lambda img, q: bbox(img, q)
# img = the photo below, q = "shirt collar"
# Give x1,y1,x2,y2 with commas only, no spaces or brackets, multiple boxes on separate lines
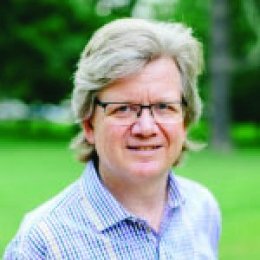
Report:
167,169,186,208
80,161,185,232
80,161,131,232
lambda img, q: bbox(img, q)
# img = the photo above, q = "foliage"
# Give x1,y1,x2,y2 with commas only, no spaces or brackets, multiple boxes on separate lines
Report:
0,119,258,148
0,0,259,123
229,0,260,122
0,119,78,140
152,0,260,124
0,0,133,103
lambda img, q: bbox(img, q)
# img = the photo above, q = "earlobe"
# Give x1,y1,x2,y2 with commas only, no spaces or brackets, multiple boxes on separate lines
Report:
82,119,95,144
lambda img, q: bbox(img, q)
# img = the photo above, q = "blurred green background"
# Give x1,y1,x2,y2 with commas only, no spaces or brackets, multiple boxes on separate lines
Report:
0,0,259,259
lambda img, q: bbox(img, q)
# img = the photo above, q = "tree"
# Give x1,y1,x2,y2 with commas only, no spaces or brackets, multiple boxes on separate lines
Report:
0,0,137,103
209,0,231,149
231,0,260,124
1,0,259,131
148,0,259,147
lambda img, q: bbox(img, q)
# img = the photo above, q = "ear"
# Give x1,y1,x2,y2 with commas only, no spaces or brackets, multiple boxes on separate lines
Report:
82,119,95,145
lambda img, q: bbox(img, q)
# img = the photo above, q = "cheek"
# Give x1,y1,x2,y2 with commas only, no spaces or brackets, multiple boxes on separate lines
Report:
168,126,186,160
94,124,125,153
164,123,186,144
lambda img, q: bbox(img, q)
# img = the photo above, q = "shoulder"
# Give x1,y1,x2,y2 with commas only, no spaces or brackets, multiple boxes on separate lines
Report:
174,175,221,231
23,178,82,228
174,175,222,253
175,175,219,208
4,178,83,259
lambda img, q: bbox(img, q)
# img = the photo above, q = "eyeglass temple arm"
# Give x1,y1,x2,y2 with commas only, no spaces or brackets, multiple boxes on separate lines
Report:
182,97,188,107
95,98,108,109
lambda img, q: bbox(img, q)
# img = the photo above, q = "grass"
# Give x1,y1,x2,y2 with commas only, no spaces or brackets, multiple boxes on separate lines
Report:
0,137,84,257
0,136,259,259
176,148,260,259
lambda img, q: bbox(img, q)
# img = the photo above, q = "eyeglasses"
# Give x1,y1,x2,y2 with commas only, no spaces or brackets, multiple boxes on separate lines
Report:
95,98,187,125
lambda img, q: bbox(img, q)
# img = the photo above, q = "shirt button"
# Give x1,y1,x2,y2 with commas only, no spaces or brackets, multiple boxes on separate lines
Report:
147,233,156,243
145,226,151,233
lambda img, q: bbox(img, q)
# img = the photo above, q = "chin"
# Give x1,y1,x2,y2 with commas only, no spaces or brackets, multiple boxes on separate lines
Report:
128,161,167,179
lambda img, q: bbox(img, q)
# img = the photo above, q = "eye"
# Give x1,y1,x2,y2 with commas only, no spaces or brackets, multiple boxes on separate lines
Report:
115,105,130,113
156,103,168,110
154,103,180,114
155,103,174,111
107,104,132,117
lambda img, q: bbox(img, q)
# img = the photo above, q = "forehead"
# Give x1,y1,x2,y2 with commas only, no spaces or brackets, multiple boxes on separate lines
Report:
99,57,182,101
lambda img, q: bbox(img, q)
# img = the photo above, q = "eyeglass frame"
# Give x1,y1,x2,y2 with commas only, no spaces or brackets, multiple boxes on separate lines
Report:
93,97,187,125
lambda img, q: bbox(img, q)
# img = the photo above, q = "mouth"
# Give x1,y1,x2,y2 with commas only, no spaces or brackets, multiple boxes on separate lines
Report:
127,145,162,151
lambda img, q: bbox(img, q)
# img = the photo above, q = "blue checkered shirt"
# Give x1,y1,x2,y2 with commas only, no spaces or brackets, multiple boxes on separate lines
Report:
4,161,221,259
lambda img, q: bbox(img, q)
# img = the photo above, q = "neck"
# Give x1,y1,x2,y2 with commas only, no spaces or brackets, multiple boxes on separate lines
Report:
101,173,169,231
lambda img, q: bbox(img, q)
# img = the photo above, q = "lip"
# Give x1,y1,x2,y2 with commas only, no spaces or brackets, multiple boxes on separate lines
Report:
126,146,162,159
126,145,163,157
127,145,162,150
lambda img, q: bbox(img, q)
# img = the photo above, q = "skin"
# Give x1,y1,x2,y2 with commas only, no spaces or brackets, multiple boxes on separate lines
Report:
83,56,186,230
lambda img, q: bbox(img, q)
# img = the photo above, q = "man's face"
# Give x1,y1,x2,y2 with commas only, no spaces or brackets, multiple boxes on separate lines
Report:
83,57,186,185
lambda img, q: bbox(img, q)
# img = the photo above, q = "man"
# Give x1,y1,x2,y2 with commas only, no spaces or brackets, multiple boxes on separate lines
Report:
4,18,221,259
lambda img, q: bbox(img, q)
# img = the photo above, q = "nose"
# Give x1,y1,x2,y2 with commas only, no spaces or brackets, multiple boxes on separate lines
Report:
131,108,158,137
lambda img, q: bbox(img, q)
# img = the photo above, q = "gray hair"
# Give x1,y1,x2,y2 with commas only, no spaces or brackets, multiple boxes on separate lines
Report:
71,18,204,164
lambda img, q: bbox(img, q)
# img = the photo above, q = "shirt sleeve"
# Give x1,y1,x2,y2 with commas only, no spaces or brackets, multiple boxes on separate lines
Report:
4,236,46,260
4,236,26,260
208,194,222,258
3,216,47,260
